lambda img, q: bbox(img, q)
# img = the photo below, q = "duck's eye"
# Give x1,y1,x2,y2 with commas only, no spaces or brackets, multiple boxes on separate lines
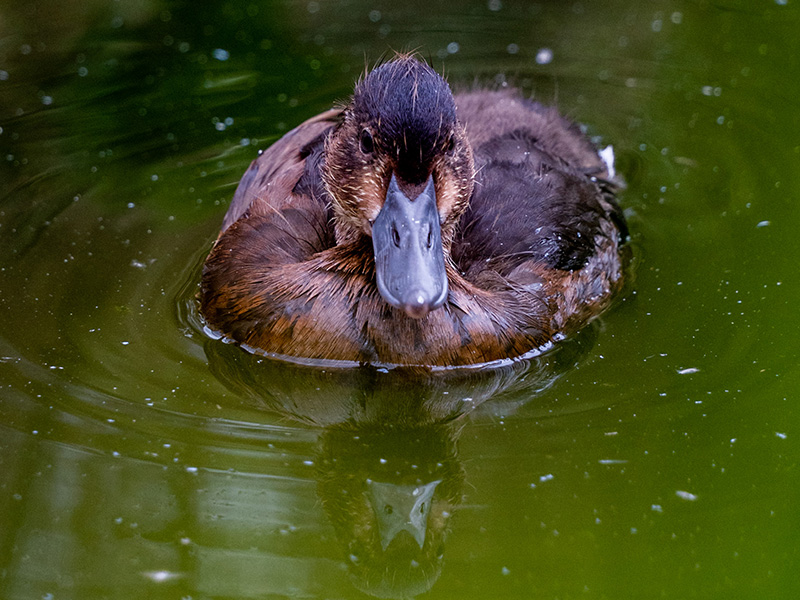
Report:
359,129,374,154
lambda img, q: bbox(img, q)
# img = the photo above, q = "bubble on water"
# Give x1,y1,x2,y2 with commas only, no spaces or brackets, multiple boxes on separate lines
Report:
447,42,460,54
535,47,553,64
506,43,519,55
212,48,230,61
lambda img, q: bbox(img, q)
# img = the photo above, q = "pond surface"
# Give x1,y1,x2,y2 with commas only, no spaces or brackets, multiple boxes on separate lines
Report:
2,0,799,598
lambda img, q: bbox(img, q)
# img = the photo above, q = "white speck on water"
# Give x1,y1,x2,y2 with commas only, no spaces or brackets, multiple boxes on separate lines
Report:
142,570,182,583
539,473,554,482
212,48,230,61
41,95,53,105
302,460,314,466
507,43,519,54
677,367,699,375
501,566,510,575
379,458,387,464
598,459,628,465
186,466,198,473
652,504,663,513
535,47,553,65
676,490,698,501
757,220,771,228
121,341,129,346
775,432,787,439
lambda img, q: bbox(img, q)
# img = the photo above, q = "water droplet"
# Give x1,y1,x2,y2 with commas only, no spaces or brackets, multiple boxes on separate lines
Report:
535,47,553,64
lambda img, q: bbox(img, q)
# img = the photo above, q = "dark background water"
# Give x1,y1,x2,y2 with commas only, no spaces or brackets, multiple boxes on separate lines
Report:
1,1,799,598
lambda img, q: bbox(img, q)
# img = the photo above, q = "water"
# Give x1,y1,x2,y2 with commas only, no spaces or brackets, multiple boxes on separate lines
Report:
2,1,799,598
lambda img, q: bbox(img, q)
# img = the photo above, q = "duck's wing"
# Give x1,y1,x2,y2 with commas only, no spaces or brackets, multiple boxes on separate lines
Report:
452,91,625,279
220,107,343,233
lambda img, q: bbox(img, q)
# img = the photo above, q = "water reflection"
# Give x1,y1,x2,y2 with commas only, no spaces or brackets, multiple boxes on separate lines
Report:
203,328,595,597
317,424,459,598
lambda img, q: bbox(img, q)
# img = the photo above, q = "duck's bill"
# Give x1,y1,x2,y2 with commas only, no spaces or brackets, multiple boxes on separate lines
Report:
372,174,448,318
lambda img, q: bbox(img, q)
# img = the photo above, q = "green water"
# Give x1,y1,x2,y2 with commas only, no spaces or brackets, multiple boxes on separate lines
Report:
1,0,799,598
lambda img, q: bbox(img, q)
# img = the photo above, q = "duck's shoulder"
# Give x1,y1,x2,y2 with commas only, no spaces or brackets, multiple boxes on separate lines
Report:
220,107,342,233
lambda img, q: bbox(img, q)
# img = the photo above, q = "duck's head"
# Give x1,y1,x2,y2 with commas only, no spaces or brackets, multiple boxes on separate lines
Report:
323,56,474,318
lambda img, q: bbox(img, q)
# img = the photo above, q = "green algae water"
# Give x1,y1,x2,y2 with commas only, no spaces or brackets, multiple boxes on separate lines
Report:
1,1,799,598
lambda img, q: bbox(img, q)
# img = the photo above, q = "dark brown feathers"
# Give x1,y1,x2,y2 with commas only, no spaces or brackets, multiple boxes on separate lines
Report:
199,57,627,367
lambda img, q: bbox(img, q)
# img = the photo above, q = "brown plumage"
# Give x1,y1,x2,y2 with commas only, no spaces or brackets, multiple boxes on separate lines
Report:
200,55,628,367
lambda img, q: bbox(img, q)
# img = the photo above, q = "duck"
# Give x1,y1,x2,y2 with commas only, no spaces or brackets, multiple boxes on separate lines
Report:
199,54,628,368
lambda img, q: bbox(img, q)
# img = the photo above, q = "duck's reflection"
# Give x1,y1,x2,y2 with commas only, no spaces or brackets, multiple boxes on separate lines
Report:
204,326,595,598
316,422,462,597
